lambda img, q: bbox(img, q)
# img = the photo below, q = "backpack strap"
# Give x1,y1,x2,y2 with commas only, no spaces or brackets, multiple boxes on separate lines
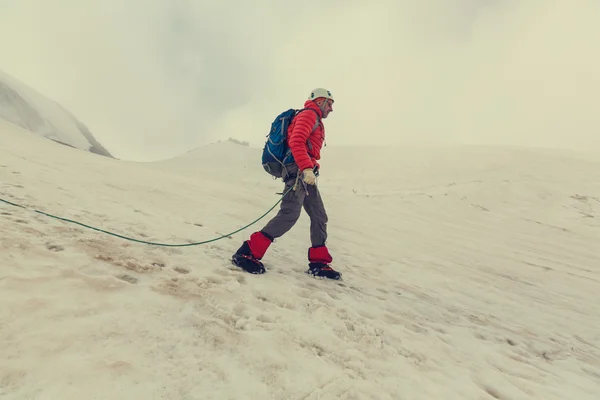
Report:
297,108,321,131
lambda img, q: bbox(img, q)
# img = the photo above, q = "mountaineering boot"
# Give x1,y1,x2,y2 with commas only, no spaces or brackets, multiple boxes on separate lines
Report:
231,231,273,274
307,245,341,280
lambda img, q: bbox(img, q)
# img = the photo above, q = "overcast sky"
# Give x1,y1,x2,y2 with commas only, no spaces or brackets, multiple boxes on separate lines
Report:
1,0,598,161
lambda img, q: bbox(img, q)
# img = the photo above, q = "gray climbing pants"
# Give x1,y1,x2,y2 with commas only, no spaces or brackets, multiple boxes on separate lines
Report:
261,165,328,247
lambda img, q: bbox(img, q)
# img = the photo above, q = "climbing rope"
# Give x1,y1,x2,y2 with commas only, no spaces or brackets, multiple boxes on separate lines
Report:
0,186,293,247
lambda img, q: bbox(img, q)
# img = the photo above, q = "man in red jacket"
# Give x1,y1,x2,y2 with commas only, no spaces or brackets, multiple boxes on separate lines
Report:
231,88,341,280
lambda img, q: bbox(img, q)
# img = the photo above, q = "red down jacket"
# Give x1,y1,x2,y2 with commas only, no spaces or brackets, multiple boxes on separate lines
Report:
287,100,325,172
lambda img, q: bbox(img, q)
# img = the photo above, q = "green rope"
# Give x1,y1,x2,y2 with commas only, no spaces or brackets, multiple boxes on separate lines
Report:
0,186,293,247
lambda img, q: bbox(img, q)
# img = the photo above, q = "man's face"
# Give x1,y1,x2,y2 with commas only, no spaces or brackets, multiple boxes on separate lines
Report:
320,98,334,118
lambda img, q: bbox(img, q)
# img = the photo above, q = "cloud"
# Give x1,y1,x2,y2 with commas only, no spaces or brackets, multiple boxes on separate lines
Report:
1,0,599,161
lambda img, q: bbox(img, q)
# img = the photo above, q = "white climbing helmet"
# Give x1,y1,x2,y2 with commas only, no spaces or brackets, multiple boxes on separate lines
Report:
309,88,334,102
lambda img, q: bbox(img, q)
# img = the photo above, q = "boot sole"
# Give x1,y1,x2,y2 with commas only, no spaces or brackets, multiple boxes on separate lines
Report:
305,269,343,281
231,257,266,274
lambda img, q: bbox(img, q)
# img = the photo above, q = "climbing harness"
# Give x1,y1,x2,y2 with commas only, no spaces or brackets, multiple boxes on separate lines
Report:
0,186,294,247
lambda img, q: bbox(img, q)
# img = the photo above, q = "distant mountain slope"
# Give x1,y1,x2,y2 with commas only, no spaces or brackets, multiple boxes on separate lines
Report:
0,68,113,158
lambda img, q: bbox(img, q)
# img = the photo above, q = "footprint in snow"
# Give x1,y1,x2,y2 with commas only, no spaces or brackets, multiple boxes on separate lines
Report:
117,274,138,284
46,243,65,252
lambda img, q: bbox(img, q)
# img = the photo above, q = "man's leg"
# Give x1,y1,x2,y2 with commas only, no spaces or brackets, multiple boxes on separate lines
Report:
232,170,305,274
303,184,340,280
302,184,328,247
261,178,306,239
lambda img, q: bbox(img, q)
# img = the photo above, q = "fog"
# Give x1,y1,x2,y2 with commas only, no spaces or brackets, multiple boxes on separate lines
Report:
1,0,598,161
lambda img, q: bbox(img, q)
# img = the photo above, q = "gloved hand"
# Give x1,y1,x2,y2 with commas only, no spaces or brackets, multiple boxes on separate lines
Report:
302,168,317,185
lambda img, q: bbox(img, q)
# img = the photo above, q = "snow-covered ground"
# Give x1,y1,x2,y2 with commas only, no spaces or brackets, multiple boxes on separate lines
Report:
0,69,112,158
1,117,600,399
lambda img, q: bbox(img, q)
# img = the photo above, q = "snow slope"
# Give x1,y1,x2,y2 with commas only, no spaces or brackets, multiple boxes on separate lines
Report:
1,119,600,399
0,69,113,158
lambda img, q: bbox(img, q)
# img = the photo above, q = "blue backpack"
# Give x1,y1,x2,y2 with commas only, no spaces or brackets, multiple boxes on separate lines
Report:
261,108,319,179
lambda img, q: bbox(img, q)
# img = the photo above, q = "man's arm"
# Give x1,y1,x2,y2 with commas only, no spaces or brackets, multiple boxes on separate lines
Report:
288,111,318,172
